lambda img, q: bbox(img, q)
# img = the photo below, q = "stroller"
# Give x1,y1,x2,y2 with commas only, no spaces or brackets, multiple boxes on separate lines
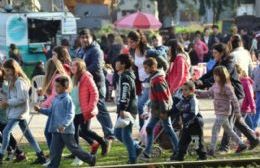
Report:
139,90,183,158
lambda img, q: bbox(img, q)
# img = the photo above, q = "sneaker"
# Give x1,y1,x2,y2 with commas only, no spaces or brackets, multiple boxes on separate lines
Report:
71,157,84,166
42,159,50,167
248,139,259,150
91,141,100,155
5,150,14,161
139,152,150,161
89,155,96,167
235,144,247,153
14,152,26,162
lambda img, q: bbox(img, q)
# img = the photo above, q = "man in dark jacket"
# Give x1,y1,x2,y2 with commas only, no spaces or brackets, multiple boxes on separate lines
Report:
195,43,259,152
77,29,114,141
208,25,223,50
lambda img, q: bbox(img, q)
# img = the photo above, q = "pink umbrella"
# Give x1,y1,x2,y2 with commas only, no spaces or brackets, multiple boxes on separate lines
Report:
115,11,162,29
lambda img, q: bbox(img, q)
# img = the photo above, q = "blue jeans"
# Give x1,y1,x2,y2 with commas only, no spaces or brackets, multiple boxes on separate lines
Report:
253,91,260,130
48,133,92,168
244,114,254,130
0,119,41,155
144,117,179,155
45,117,52,149
114,124,140,163
137,87,150,130
96,86,114,138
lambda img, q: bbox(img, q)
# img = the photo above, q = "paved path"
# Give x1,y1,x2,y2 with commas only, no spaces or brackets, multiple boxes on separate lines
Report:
12,99,218,143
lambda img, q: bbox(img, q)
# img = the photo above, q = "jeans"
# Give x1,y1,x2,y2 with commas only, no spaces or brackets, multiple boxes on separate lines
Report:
114,124,140,163
243,114,254,130
220,100,258,150
144,117,179,155
74,114,106,146
137,87,150,130
96,86,114,139
0,122,22,154
253,91,260,130
45,117,52,149
48,133,93,168
210,115,243,151
0,119,41,155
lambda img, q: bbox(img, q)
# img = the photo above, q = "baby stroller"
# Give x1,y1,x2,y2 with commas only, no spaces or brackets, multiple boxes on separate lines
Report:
139,91,183,158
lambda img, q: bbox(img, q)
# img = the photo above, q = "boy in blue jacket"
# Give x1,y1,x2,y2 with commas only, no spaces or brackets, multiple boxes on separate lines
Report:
35,76,96,167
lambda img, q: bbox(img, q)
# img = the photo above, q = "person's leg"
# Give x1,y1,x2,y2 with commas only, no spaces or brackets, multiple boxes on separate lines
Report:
144,117,159,156
81,120,108,155
0,119,19,155
137,87,150,130
253,91,260,130
44,117,52,148
114,127,123,142
18,120,42,153
193,121,207,159
62,134,94,164
234,116,258,144
175,128,191,161
243,114,254,130
210,116,225,151
161,117,179,153
220,110,236,151
48,133,64,168
73,114,81,144
223,117,243,145
121,124,138,164
96,86,114,139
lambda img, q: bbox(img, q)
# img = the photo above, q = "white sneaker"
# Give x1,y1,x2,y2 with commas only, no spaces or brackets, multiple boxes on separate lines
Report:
42,159,51,167
71,157,84,166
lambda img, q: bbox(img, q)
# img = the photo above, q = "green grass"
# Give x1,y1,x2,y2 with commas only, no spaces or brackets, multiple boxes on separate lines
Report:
1,141,260,168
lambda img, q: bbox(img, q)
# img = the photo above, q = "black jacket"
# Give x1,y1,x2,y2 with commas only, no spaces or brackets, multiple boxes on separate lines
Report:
116,70,137,115
199,56,245,100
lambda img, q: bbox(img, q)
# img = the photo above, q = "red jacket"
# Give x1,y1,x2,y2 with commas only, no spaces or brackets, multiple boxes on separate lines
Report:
240,77,256,114
79,71,99,120
166,54,190,94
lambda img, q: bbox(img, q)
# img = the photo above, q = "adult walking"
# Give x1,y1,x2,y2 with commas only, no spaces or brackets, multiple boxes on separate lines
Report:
195,43,259,152
77,29,114,142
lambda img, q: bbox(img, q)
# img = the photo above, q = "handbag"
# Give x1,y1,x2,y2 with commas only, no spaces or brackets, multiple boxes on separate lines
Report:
114,112,135,128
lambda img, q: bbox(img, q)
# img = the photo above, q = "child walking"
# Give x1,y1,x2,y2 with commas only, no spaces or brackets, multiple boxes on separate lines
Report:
0,66,26,162
114,54,142,164
141,57,179,161
70,58,108,166
236,65,256,130
0,59,46,164
174,81,207,161
35,75,96,167
197,66,247,156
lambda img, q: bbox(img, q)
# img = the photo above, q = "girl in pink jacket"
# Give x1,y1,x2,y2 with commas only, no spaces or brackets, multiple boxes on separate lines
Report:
166,40,191,95
70,59,108,166
40,58,67,149
193,36,208,63
236,65,256,130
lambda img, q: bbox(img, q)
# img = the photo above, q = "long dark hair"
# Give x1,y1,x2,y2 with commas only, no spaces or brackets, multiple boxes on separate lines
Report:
127,30,147,55
53,46,71,64
212,43,230,62
213,65,231,90
168,39,186,62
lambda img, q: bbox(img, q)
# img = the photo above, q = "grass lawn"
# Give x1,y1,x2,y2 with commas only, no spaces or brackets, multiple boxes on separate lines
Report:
1,141,260,168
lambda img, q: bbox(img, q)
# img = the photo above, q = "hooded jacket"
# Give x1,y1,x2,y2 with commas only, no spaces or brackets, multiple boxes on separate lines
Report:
199,55,245,100
116,70,137,115
150,70,173,118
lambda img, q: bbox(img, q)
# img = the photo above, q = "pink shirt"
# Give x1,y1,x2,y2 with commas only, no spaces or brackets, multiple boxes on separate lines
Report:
194,40,208,62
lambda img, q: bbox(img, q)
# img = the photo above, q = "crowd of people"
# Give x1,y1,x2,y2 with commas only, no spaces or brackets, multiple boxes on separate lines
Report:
0,24,259,167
